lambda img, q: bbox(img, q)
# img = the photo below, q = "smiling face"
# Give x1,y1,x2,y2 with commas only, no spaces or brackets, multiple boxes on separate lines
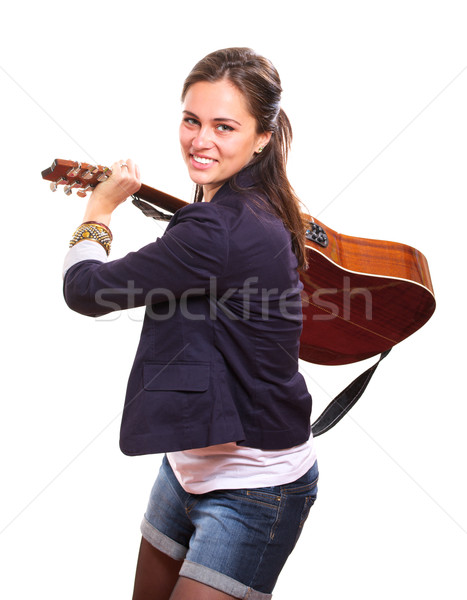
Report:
179,79,271,202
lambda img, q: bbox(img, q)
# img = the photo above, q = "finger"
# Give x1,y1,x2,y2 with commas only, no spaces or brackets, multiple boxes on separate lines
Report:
124,158,136,176
108,159,139,195
109,160,126,177
123,159,141,189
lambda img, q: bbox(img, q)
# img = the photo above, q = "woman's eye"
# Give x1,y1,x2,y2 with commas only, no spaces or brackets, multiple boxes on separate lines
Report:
184,117,199,126
216,124,234,132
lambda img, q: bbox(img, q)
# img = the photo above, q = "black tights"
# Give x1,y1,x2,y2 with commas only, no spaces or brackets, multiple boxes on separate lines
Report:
132,537,238,600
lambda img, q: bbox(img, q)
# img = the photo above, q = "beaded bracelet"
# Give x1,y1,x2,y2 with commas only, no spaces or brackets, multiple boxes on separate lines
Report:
69,221,113,256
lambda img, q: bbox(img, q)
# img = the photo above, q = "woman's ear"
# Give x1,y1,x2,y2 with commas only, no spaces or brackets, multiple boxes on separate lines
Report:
256,131,272,154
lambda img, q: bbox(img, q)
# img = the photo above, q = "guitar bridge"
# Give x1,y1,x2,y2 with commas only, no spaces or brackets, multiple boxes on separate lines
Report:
306,222,328,248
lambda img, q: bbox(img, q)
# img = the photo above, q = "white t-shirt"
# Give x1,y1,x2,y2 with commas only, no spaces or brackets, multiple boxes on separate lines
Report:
167,437,317,494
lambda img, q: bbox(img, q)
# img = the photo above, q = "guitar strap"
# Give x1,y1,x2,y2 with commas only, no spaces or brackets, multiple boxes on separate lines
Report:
132,197,393,438
311,349,391,436
132,198,172,220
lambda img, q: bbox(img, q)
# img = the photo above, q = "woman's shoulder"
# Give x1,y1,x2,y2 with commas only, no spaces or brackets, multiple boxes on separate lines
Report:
213,173,278,223
169,169,286,242
168,198,225,227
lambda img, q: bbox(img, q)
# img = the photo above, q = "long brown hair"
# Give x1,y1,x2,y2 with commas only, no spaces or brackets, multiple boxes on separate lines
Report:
181,47,308,269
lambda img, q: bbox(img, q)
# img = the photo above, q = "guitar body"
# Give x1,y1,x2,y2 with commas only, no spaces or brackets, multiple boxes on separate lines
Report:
300,217,435,364
42,159,436,365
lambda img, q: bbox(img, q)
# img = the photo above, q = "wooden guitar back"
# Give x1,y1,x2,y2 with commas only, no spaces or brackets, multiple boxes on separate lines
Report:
300,217,435,364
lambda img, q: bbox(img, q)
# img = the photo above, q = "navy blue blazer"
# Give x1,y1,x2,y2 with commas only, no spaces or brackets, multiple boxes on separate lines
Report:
64,169,312,454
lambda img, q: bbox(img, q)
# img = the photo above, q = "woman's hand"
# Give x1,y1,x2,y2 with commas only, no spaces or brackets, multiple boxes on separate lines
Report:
82,159,141,226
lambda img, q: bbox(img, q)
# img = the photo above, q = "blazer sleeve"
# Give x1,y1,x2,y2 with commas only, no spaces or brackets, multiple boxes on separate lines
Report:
63,203,229,317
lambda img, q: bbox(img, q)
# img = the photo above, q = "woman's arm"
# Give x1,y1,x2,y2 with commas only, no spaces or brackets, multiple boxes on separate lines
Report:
63,201,229,318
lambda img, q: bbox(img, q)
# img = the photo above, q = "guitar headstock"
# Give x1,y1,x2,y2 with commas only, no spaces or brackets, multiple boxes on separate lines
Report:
41,159,111,197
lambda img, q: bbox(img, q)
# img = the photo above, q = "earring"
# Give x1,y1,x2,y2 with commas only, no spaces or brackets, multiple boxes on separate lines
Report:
257,147,264,153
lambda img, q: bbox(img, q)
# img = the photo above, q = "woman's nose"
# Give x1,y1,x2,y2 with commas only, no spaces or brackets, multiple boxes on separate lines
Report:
192,126,214,150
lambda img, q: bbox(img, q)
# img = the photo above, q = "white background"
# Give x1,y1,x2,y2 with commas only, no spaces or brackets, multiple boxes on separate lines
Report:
1,1,466,598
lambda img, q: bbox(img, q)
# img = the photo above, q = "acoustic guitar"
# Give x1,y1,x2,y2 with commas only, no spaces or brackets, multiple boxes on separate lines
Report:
42,159,436,366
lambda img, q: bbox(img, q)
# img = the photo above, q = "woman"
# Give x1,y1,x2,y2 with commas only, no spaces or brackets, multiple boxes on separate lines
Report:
63,47,318,600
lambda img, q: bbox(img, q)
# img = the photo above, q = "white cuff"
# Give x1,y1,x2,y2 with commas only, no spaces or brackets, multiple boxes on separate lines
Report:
63,239,107,277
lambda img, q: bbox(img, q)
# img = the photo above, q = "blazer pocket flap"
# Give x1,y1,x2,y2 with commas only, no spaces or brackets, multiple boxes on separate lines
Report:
143,362,210,392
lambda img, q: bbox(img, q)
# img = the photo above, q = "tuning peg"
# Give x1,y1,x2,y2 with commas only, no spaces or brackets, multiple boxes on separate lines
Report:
64,181,82,196
82,167,99,180
76,185,94,198
66,162,82,178
97,167,112,182
50,177,67,192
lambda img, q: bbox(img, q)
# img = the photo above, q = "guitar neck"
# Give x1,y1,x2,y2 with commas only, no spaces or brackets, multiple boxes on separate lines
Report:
136,183,188,214
41,158,188,215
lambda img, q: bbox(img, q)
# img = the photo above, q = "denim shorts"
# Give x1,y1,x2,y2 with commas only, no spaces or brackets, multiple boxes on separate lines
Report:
141,455,318,599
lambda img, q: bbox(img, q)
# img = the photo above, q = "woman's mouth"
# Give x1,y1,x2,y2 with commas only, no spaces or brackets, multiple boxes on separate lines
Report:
191,154,216,168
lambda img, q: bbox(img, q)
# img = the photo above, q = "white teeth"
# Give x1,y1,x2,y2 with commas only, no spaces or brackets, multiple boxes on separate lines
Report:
193,155,214,164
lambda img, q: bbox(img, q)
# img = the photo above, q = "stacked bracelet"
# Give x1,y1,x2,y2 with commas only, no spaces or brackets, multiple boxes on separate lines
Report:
69,221,113,256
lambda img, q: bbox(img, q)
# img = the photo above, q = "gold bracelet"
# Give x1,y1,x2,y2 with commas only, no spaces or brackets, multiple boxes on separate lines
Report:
82,221,113,237
69,222,113,256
